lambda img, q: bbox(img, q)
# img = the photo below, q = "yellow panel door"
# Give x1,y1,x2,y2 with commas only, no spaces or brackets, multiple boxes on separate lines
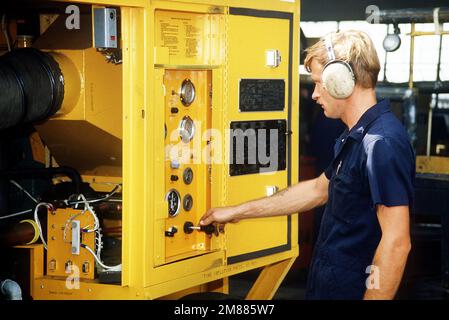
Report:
224,9,294,264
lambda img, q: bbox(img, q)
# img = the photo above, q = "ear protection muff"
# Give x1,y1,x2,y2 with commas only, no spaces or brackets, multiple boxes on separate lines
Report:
321,34,356,99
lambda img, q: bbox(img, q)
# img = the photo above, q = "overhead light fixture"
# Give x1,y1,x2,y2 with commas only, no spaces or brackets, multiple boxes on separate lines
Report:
383,24,401,52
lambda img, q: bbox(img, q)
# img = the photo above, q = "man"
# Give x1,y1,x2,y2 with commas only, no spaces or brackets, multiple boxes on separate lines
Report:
200,30,415,300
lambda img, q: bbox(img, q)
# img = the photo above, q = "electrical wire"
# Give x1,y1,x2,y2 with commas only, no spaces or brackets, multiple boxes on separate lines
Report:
81,243,121,271
0,181,39,220
66,184,122,206
75,194,107,265
33,202,53,250
3,188,122,270
0,209,33,220
9,180,39,203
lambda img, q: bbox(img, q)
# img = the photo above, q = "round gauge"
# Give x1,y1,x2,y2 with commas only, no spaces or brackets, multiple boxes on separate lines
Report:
183,167,194,185
183,194,193,212
165,189,181,217
180,79,196,106
179,116,196,143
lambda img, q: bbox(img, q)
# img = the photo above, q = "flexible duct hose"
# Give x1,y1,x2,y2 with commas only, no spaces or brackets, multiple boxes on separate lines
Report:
0,48,64,130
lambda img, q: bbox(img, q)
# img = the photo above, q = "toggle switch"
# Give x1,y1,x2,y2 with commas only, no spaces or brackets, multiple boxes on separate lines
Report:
165,226,178,237
170,159,180,169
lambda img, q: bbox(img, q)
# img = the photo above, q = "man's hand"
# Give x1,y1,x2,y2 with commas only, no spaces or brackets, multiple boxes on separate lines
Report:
199,206,242,226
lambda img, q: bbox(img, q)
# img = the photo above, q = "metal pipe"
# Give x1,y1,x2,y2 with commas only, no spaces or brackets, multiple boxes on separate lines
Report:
0,219,39,247
373,7,449,24
377,81,449,94
409,23,415,90
0,279,22,300
426,34,444,157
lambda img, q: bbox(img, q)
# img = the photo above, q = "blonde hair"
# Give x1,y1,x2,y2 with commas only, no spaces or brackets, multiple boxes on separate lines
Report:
304,30,381,89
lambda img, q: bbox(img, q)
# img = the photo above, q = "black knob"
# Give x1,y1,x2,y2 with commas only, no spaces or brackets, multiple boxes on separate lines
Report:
184,221,194,234
171,107,179,114
200,224,218,236
170,175,179,182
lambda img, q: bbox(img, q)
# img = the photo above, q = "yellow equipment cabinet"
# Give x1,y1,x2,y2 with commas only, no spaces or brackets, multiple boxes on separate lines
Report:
16,0,300,300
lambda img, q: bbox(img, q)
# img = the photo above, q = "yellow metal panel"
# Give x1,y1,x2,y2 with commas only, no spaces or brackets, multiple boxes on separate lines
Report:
41,49,123,139
145,249,296,299
155,11,211,65
153,68,168,267
151,0,298,13
33,277,141,300
56,0,299,13
35,48,123,177
226,174,289,257
47,208,95,279
121,5,148,289
224,12,292,259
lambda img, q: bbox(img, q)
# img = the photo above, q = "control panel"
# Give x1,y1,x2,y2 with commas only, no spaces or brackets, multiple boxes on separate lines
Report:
163,69,214,262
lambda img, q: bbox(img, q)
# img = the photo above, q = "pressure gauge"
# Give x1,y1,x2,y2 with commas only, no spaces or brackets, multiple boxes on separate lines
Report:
183,167,194,185
180,79,196,106
179,116,195,143
183,194,193,212
165,189,181,217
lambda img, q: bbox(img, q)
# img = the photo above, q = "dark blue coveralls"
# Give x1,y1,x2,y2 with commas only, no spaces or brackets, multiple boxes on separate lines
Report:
305,99,415,300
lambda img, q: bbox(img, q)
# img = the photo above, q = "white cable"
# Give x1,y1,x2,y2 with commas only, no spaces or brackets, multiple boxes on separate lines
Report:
9,180,39,203
0,209,33,220
77,194,100,230
76,194,104,259
34,203,52,250
81,244,121,271
64,193,121,271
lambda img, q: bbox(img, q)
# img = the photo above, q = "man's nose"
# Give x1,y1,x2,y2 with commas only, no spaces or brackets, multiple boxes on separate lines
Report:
312,85,320,101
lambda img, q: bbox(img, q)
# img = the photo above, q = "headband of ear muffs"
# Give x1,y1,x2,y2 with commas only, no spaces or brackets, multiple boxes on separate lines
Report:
321,34,356,99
